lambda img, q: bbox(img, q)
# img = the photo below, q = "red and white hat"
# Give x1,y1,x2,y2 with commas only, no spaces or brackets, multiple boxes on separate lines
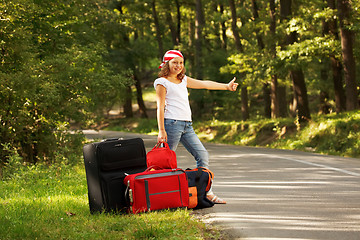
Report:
158,50,184,68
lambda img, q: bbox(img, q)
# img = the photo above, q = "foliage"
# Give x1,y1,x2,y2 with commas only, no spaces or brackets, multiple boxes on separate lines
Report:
0,0,132,165
275,110,360,157
0,163,221,239
193,110,360,158
105,110,360,159
1,0,360,167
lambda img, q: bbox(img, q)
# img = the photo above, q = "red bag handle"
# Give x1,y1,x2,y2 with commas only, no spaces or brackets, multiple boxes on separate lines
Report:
145,165,162,171
152,142,170,150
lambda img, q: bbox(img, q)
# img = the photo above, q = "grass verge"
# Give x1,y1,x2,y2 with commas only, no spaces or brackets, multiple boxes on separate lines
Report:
0,162,222,239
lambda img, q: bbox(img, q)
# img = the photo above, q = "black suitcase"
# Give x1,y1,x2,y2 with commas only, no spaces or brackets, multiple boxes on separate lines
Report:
83,137,147,214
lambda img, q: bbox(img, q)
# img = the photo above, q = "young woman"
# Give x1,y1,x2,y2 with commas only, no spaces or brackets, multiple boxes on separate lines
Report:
154,50,238,204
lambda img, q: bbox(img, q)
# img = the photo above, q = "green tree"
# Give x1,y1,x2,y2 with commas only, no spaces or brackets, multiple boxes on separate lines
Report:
337,0,359,110
0,0,132,165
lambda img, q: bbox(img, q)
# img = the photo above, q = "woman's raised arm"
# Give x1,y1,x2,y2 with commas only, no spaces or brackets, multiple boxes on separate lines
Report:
187,77,238,91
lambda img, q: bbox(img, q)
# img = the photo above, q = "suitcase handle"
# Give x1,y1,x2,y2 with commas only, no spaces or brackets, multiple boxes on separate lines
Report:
101,137,124,142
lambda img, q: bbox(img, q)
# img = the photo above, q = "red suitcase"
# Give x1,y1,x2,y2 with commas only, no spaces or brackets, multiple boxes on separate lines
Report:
124,168,189,214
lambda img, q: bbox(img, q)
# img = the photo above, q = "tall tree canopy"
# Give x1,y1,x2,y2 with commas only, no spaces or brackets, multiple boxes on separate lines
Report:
1,0,359,164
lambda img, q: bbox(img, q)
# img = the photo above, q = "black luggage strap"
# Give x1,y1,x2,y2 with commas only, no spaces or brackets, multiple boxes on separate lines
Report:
177,175,184,206
195,168,205,196
144,180,151,211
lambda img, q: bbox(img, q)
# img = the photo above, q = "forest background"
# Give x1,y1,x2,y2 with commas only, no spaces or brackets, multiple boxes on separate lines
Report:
1,0,360,169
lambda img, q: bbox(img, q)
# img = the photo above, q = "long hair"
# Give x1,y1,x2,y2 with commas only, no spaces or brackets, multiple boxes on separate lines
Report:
158,61,186,81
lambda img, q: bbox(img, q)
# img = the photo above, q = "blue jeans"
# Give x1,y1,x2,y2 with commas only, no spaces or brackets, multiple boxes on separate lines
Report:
164,119,209,168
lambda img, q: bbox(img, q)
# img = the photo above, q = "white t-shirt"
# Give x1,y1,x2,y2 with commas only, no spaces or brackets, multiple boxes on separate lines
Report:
154,76,192,121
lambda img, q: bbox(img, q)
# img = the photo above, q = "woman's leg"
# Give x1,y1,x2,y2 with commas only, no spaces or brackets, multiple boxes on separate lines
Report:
164,119,184,151
179,121,209,168
180,121,226,204
165,120,225,203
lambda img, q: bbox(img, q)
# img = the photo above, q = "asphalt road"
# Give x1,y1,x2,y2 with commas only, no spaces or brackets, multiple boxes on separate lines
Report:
83,130,360,240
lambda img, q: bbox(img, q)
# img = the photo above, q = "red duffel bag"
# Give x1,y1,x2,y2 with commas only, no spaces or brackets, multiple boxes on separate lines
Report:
124,168,189,214
146,142,177,169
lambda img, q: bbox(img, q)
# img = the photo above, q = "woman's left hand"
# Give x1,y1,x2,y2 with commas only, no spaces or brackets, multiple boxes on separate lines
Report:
227,77,238,91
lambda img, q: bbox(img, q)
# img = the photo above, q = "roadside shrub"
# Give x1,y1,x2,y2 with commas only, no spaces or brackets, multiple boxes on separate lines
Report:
0,0,132,166
1,143,25,180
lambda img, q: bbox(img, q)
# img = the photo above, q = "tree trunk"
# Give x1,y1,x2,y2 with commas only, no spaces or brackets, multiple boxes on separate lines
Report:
166,12,178,46
331,56,346,112
263,83,271,118
320,58,331,114
212,3,222,48
269,0,281,118
278,86,288,117
175,0,181,44
117,1,134,119
251,0,264,49
326,0,346,113
123,86,133,118
151,0,163,59
319,90,331,114
228,0,248,120
134,74,148,118
271,75,279,118
251,0,269,117
187,16,195,76
191,0,206,118
280,0,311,121
241,86,249,120
290,69,311,121
220,4,227,49
228,0,243,52
194,0,205,79
337,0,359,110
319,6,331,114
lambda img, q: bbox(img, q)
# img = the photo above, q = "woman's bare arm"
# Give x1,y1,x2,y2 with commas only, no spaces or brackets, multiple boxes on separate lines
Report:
187,77,238,91
155,85,167,143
